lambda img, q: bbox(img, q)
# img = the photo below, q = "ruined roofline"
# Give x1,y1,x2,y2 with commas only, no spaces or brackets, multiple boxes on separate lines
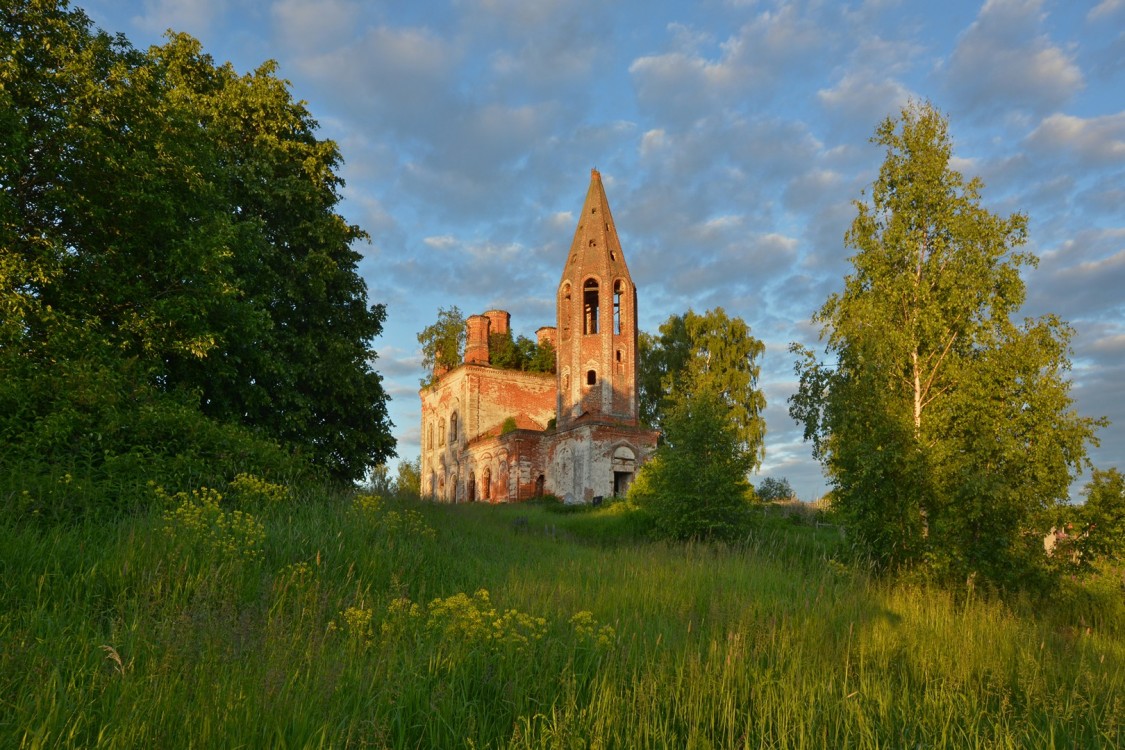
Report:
419,360,555,394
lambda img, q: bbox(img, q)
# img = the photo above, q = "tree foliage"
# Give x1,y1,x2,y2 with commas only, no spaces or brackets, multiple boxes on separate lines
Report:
631,385,756,542
1,1,393,497
417,306,466,385
789,102,1105,588
638,308,766,467
395,457,423,498
418,307,555,385
756,477,796,503
489,332,556,373
1075,468,1125,565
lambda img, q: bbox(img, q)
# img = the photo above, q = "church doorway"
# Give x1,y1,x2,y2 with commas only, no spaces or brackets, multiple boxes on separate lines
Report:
612,446,636,496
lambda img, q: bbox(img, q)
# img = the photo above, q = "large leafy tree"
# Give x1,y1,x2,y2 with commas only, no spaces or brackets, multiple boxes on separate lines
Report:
1,0,393,490
150,34,394,481
790,102,1104,587
638,308,766,467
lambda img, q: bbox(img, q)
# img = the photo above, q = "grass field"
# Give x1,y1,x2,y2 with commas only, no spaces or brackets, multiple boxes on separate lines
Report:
2,486,1122,748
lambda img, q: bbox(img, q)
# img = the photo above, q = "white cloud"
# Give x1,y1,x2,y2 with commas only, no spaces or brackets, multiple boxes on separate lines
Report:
1026,112,1125,165
423,235,458,249
639,129,668,158
944,0,1083,115
1088,0,1124,21
817,72,912,126
132,0,224,35
455,0,582,28
630,7,836,124
271,0,360,51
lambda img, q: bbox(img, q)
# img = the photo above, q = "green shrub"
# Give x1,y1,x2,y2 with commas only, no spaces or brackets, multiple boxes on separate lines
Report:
631,387,756,542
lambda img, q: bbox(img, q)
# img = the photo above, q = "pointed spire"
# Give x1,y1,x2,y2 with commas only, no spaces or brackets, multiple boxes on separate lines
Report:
562,169,630,282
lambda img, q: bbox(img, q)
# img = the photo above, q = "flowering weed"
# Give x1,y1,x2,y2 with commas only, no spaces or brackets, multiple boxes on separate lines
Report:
159,485,265,562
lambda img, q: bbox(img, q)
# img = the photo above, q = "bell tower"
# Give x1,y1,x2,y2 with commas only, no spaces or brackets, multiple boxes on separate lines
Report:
556,169,639,429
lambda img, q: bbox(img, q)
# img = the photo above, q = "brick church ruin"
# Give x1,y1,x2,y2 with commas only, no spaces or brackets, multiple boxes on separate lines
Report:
420,169,659,503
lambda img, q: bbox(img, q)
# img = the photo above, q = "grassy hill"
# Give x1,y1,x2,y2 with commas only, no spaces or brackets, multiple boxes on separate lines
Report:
2,486,1122,748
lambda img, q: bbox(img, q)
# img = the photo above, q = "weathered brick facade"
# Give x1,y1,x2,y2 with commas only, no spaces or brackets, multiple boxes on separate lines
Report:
420,170,659,504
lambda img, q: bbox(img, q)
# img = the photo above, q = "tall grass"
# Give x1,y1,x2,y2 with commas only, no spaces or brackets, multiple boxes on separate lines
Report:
2,488,1122,748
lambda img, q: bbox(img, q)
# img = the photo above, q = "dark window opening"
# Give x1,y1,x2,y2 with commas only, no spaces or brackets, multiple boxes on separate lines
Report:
587,369,597,385
468,472,475,502
613,280,623,334
483,468,491,500
561,284,572,340
439,418,446,446
588,239,596,247
583,279,599,334
450,412,458,442
535,474,545,496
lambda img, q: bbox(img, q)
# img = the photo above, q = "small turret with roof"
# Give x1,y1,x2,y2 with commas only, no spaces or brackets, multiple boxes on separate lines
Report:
555,169,639,428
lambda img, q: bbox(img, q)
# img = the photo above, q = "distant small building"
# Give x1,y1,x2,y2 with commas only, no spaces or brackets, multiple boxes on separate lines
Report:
419,169,659,503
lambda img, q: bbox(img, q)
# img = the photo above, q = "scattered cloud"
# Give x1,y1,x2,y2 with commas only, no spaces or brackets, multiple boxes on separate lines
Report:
1087,0,1125,21
1026,112,1125,166
944,0,1083,116
131,0,226,36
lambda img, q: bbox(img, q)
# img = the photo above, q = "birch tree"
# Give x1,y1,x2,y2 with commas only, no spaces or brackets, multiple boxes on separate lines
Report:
790,102,1104,587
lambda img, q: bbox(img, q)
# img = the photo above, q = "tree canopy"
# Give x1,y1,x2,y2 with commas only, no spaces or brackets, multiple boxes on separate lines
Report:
756,477,796,503
1,0,394,501
790,102,1104,588
417,306,466,385
489,331,556,374
638,308,766,467
1075,468,1125,567
631,385,756,543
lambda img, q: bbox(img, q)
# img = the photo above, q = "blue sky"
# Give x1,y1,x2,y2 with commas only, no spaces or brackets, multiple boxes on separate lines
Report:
80,0,1124,500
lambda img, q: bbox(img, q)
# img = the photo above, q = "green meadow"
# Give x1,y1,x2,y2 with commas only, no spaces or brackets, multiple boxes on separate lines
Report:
2,488,1122,748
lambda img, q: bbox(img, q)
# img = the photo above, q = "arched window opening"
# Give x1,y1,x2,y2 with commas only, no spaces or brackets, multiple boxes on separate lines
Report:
468,472,476,502
450,412,458,443
613,280,624,334
483,468,491,500
615,349,625,374
583,279,599,334
439,418,446,446
587,369,597,386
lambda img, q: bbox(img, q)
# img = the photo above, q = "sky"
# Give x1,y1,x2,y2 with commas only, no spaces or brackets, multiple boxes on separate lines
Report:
79,0,1124,500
